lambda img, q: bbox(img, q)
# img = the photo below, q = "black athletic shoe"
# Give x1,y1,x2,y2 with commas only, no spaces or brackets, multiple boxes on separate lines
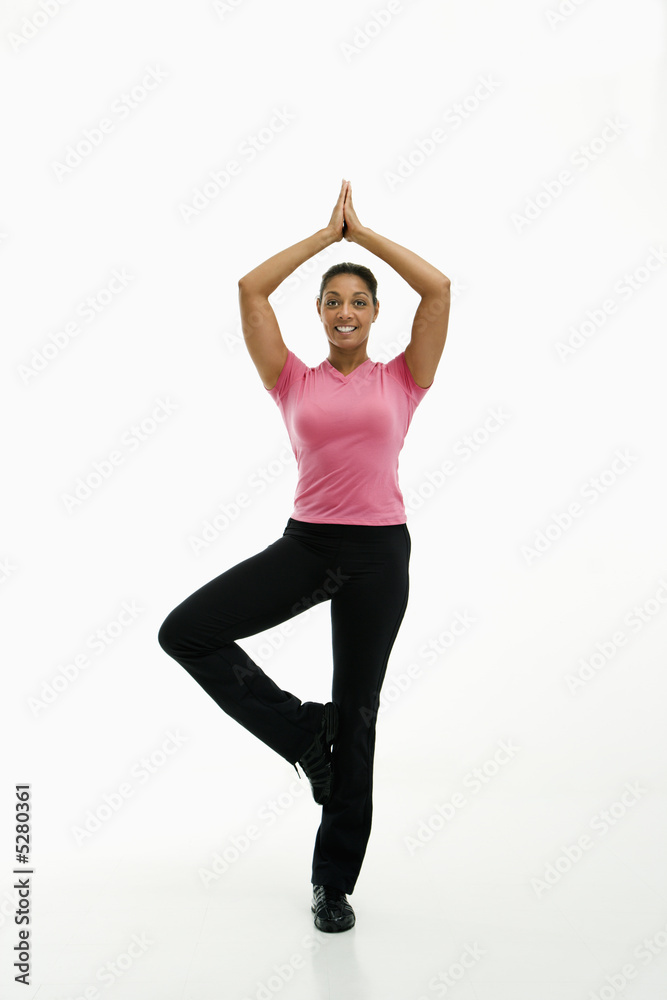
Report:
311,884,356,933
296,702,338,805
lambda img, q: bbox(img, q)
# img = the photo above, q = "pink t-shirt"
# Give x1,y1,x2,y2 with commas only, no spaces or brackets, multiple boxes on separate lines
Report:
266,349,432,525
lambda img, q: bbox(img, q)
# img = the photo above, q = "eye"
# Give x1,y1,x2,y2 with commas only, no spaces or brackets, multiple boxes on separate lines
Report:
325,299,367,307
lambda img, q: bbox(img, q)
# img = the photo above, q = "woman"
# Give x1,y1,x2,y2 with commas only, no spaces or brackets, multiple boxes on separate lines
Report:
158,179,450,932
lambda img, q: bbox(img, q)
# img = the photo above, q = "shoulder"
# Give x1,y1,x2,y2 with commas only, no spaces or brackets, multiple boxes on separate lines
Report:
265,349,313,399
381,350,433,396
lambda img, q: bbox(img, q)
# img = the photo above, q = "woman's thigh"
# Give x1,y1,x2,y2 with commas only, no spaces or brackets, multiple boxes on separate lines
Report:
158,532,340,655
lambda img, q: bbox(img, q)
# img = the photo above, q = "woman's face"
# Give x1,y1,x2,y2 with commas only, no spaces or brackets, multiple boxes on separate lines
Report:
317,273,379,350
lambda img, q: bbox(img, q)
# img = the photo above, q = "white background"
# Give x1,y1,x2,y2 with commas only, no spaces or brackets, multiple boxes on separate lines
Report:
2,0,667,997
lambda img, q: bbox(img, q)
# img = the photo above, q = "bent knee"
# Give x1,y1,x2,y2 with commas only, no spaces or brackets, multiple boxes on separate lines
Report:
158,608,228,657
157,612,183,656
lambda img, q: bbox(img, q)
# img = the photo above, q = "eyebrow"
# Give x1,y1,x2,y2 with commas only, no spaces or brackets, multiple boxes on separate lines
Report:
324,290,369,297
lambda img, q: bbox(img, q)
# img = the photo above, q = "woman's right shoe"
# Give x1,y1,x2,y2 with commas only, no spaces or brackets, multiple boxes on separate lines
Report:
295,702,338,805
311,884,356,932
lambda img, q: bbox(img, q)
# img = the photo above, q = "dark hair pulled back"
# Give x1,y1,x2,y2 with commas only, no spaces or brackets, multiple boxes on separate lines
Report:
318,262,378,307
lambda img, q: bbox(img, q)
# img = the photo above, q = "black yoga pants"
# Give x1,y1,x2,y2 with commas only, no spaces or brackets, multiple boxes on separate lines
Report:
157,516,412,894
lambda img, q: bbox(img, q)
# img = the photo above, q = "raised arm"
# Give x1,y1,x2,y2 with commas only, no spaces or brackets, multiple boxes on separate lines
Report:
238,182,346,390
342,183,450,389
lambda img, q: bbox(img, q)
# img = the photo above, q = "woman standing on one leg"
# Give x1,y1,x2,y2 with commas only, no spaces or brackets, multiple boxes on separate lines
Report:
157,180,451,932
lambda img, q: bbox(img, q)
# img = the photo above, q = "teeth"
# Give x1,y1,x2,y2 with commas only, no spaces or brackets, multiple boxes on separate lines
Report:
336,326,355,332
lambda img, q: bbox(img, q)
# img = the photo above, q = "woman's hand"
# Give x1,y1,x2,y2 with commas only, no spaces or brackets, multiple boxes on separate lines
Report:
326,179,348,242
342,182,365,242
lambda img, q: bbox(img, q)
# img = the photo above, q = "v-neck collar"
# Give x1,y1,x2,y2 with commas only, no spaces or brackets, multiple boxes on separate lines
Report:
325,357,372,381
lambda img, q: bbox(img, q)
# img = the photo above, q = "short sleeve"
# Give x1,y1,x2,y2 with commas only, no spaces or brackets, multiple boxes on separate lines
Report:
265,349,308,402
385,350,433,401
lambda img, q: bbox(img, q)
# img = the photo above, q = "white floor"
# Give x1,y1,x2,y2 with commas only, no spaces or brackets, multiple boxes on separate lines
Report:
6,784,666,1000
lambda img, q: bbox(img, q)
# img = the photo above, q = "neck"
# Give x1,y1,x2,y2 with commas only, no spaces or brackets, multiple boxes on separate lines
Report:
326,344,369,375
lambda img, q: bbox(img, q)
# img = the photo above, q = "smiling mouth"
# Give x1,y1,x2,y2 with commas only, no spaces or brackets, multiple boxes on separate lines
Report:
335,326,357,333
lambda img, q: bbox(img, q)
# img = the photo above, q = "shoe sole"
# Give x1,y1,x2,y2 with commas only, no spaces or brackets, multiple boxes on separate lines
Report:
296,703,339,806
324,702,339,746
313,916,355,932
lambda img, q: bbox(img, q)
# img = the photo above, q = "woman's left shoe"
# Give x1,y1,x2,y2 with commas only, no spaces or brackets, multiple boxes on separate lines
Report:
311,884,356,932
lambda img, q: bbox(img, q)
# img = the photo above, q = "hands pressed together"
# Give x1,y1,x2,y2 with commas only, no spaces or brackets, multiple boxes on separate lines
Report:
327,179,365,244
